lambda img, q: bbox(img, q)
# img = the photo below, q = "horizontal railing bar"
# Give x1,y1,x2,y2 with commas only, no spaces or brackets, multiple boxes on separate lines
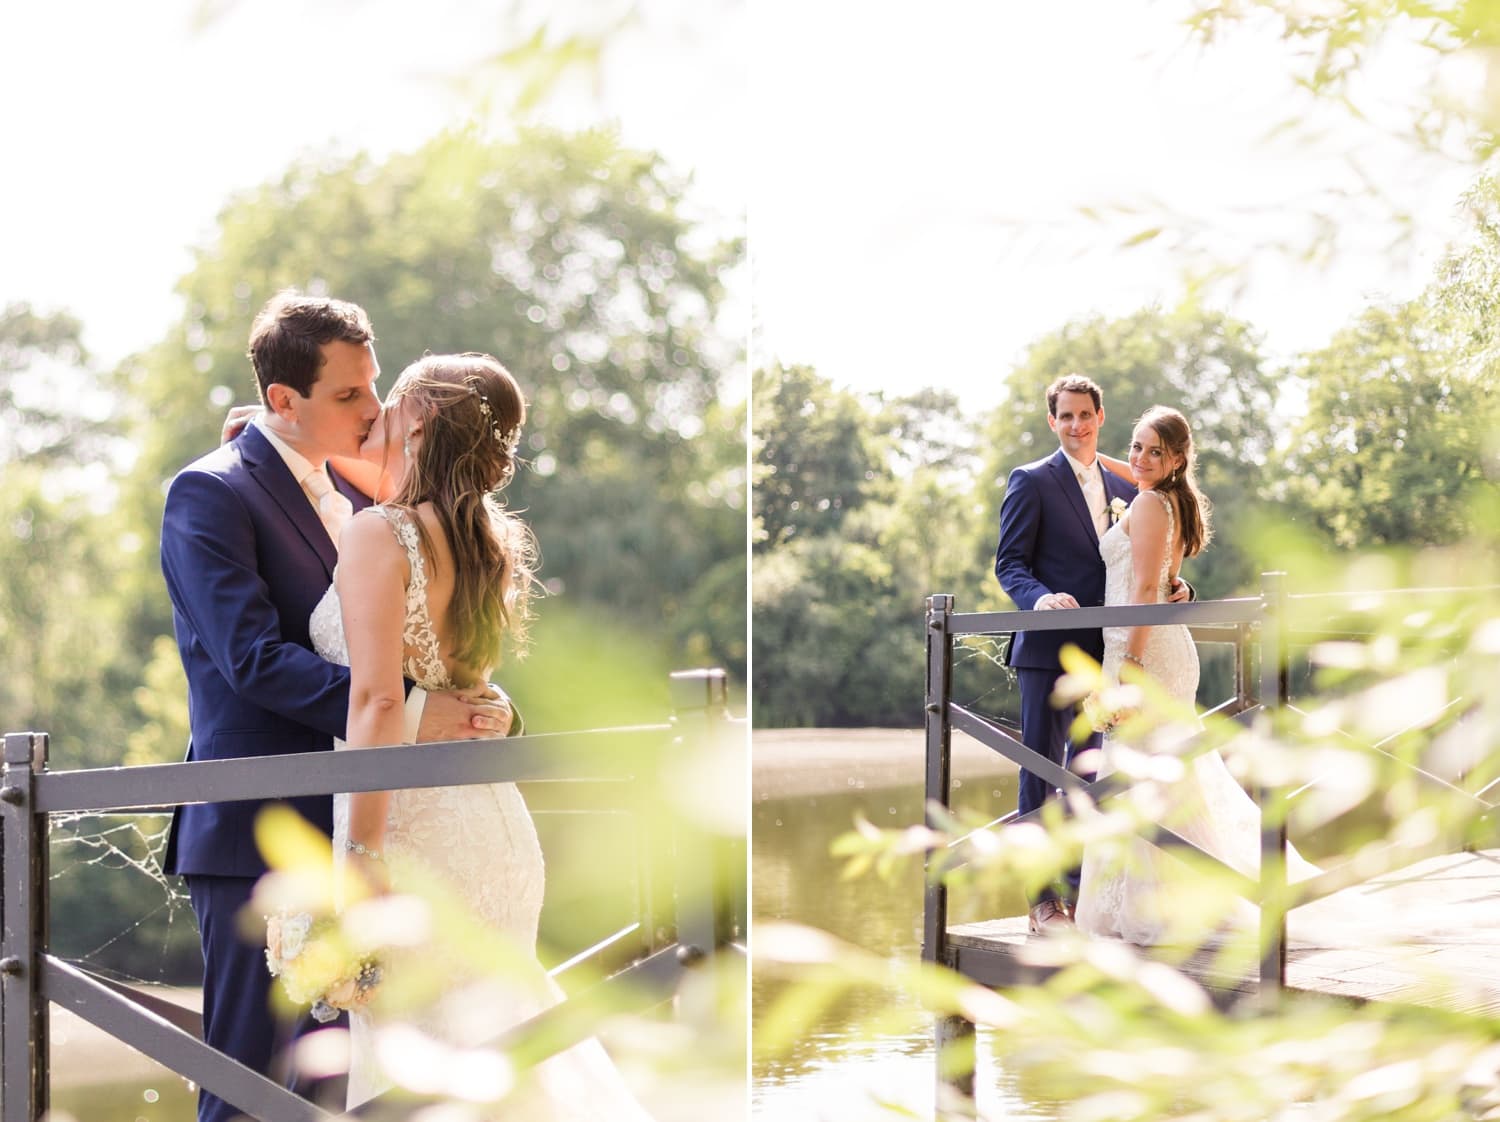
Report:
343,945,687,1119
45,957,331,1122
485,946,684,1058
950,596,1266,636
1186,625,1249,644
1135,823,1260,900
949,705,1083,793
60,963,204,1038
1201,696,1251,720
1288,585,1500,601
1282,704,1492,808
548,923,642,980
936,782,1259,896
1286,825,1500,910
32,726,671,814
937,758,1259,897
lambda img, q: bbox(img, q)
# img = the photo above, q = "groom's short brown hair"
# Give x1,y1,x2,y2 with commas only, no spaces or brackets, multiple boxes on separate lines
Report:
1046,374,1103,416
247,289,375,402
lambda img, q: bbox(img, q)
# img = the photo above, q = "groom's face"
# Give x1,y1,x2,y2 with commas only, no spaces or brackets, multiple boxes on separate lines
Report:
268,340,382,461
1048,390,1102,463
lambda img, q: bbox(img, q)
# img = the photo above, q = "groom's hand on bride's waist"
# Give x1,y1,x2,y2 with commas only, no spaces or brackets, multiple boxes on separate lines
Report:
417,684,519,741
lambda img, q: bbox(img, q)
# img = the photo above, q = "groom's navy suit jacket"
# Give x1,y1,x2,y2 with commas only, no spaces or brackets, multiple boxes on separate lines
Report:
161,423,370,879
994,448,1138,672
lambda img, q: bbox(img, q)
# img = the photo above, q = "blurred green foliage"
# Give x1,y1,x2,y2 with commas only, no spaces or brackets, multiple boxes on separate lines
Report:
760,556,1500,1122
753,8,1500,1116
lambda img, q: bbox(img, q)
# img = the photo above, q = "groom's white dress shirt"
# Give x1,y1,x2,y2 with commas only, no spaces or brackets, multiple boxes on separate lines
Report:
253,417,426,738
1062,449,1109,537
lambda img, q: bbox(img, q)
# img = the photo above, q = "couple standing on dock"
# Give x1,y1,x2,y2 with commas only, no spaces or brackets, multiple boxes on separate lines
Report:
994,373,1306,943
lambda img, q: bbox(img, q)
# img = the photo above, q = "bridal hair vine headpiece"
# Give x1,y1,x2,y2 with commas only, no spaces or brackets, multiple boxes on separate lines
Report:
466,378,521,456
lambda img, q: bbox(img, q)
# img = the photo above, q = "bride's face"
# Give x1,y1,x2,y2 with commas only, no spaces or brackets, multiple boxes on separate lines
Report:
360,391,422,489
1128,424,1182,489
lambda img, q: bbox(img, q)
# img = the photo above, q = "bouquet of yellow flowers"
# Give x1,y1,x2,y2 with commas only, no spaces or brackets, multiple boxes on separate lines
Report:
265,910,382,1023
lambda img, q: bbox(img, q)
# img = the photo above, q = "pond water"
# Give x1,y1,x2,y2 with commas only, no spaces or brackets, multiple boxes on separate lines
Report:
751,744,1054,1121
44,1070,196,1122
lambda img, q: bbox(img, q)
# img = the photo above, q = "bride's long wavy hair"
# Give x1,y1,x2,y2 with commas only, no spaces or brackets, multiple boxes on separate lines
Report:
1137,405,1213,558
381,353,537,678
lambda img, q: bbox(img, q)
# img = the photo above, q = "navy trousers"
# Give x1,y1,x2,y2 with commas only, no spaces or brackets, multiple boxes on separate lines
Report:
186,876,345,1121
1015,667,1101,906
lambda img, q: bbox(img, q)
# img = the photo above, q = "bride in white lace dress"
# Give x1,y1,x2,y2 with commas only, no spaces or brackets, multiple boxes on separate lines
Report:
1073,406,1317,945
310,353,652,1117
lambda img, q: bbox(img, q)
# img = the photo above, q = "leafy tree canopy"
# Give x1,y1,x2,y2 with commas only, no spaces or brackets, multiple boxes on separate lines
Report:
113,125,745,677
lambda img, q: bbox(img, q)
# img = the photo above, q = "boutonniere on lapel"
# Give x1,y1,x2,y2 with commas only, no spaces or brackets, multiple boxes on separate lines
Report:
1108,497,1128,525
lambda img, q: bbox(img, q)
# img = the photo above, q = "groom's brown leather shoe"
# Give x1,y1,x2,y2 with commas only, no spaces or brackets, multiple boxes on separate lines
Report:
1028,899,1075,936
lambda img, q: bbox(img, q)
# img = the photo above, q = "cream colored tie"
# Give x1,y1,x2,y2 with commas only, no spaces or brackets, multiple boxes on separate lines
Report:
1078,466,1107,536
305,467,353,545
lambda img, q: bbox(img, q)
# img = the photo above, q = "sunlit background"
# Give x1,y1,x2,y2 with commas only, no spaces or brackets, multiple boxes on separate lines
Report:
752,0,1473,404
750,2,1500,1119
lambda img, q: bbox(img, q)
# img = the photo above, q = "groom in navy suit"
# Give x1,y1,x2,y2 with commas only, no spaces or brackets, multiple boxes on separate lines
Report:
160,291,508,1121
994,374,1182,935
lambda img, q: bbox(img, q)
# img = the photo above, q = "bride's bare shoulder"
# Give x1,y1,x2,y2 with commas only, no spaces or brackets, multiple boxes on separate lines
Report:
1129,489,1171,534
338,507,405,555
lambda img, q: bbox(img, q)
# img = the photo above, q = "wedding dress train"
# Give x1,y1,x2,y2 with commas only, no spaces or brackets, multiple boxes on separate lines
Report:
311,505,653,1118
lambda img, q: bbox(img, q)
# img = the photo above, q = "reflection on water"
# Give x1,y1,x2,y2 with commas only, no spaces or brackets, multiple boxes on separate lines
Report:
753,759,1046,1120
756,1028,1053,1122
49,1078,196,1121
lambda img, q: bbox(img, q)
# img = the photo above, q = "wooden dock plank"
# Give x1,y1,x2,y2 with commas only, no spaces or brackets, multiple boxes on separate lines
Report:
945,848,1500,1011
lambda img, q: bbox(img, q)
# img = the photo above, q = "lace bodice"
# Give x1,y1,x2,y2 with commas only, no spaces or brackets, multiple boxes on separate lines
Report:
1101,489,1176,607
309,505,455,691
310,505,543,948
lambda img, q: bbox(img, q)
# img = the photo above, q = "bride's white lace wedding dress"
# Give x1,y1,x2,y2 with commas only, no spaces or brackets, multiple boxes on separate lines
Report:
1073,491,1319,945
310,505,653,1118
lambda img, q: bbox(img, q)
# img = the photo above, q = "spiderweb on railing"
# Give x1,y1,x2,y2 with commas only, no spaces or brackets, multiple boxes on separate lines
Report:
48,812,200,986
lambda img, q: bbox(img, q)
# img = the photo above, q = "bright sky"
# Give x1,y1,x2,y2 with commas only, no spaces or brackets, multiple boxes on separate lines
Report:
751,0,1477,410
0,0,745,371
2,0,1479,417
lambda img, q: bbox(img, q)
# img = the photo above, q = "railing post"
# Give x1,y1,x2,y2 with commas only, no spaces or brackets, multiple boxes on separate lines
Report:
922,595,971,1098
666,669,736,974
1234,621,1253,713
2,731,49,1122
1257,574,1289,1000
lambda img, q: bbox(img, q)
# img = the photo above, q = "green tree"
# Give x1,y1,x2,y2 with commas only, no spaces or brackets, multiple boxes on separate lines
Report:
751,534,916,727
752,364,887,551
0,308,197,982
0,305,135,768
0,303,102,465
866,387,1000,608
751,373,1006,727
113,126,744,705
1277,302,1494,549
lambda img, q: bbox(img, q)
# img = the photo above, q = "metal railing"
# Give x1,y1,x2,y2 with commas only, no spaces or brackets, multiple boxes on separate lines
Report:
1,668,742,1122
921,573,1496,1042
922,574,1292,995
